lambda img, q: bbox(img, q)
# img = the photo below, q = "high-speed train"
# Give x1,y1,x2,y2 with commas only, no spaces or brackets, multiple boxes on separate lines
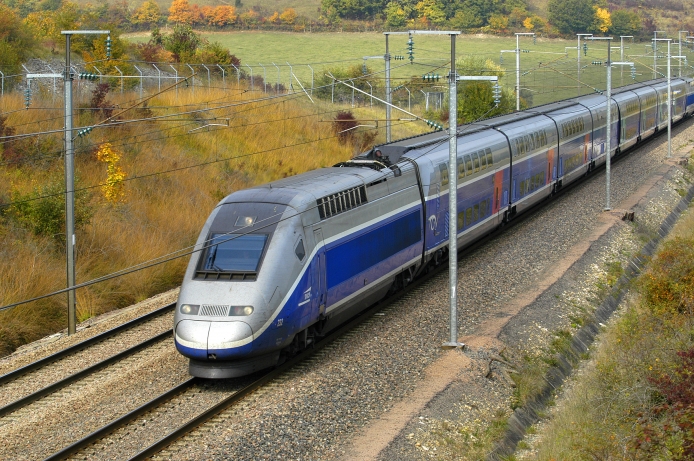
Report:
175,77,694,378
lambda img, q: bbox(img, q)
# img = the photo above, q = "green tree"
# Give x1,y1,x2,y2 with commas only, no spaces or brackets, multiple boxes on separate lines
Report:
609,9,641,36
0,4,36,69
132,0,161,27
548,0,597,35
455,56,514,123
163,24,202,62
415,0,445,26
384,1,410,28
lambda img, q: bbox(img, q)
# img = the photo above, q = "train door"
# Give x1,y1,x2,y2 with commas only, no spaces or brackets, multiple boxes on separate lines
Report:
312,229,327,315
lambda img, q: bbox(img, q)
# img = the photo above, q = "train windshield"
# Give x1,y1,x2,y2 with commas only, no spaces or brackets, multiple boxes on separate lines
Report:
203,234,268,272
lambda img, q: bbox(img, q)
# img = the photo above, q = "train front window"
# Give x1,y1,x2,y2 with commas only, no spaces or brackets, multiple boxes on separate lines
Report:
203,234,268,272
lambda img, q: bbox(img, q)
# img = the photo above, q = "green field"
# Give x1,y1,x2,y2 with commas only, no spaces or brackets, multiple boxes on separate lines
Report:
124,31,692,107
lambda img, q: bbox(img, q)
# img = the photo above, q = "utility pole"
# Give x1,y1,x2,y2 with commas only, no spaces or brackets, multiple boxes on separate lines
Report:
62,29,109,335
514,33,535,111
655,38,675,158
577,34,593,97
654,31,666,78
678,31,689,77
620,36,633,85
384,33,391,143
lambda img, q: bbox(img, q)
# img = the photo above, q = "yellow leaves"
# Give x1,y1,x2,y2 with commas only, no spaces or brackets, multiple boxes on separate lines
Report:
96,143,126,204
593,7,612,34
523,17,534,31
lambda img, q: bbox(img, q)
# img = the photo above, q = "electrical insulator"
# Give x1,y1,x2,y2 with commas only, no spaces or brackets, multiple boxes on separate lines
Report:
592,61,603,65
394,55,404,60
533,35,536,45
500,54,503,65
631,66,636,80
425,119,442,130
583,42,588,55
362,62,367,75
422,73,440,82
407,37,414,63
77,126,93,137
79,72,98,81
522,49,529,53
24,86,31,108
493,82,502,106
106,36,112,59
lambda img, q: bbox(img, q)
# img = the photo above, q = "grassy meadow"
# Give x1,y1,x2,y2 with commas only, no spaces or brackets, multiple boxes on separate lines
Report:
124,31,694,107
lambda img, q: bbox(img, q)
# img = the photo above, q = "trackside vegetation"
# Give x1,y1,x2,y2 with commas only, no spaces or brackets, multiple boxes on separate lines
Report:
522,177,694,459
0,82,425,357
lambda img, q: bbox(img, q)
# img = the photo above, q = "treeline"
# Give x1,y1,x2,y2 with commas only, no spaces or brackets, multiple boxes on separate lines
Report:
322,0,660,38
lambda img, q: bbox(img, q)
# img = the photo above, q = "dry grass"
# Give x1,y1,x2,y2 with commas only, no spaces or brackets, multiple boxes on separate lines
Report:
0,79,419,355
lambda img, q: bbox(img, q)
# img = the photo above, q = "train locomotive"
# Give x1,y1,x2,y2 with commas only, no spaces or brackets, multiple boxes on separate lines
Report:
175,77,694,378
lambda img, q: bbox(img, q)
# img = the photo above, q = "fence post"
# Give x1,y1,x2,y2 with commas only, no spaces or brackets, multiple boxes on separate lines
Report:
245,64,253,90
152,64,161,92
134,65,143,98
217,64,225,87
202,64,210,93
231,64,239,88
187,64,195,96
307,64,314,95
259,63,267,92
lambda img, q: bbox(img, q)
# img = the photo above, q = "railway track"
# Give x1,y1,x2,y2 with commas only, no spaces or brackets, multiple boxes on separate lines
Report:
0,304,175,420
37,262,446,460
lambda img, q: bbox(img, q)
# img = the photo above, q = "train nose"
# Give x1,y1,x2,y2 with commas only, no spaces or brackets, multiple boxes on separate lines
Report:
175,320,253,360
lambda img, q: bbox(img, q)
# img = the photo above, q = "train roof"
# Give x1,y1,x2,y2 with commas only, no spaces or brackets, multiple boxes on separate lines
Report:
224,166,388,213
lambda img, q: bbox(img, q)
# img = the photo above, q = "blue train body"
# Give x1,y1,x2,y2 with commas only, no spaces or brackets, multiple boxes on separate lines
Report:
174,77,694,378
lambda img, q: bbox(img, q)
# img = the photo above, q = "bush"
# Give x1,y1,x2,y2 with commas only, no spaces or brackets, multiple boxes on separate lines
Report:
640,237,694,317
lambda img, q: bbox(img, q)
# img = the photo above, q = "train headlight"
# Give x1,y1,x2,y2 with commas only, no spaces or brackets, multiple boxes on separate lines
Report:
229,306,254,316
180,304,200,315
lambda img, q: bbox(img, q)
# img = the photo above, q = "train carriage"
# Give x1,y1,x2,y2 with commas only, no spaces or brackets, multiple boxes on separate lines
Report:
175,77,694,378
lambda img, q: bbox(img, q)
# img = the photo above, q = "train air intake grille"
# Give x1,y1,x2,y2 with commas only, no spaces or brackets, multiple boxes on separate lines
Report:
200,305,230,316
317,185,367,220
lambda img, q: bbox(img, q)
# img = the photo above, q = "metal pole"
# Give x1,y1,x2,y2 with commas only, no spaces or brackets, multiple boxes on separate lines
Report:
61,29,109,336
153,64,161,91
516,34,520,111
654,31,665,79
64,33,76,336
286,62,293,92
202,64,210,93
366,81,373,107
217,64,225,87
385,33,391,142
606,40,612,211
405,86,411,111
170,64,178,99
134,65,143,98
577,34,592,98
307,65,314,95
47,64,57,101
231,64,239,88
679,31,688,77
114,66,123,94
259,63,267,92
272,63,280,92
0,70,4,97
187,64,195,96
245,64,253,90
667,40,672,158
443,33,462,349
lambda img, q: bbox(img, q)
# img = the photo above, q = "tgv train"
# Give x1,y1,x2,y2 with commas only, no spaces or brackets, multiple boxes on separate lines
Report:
175,77,694,378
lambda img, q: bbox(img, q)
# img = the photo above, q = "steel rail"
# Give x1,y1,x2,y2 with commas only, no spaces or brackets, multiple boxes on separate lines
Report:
0,303,175,386
0,330,172,418
42,377,198,461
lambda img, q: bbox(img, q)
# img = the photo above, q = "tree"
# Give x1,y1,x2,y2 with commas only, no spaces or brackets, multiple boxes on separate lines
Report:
590,6,611,34
0,4,36,68
280,8,297,24
548,0,596,35
168,0,195,24
488,14,509,33
209,5,237,26
384,1,410,28
163,24,202,62
132,0,161,27
415,0,445,26
455,57,513,122
609,9,641,36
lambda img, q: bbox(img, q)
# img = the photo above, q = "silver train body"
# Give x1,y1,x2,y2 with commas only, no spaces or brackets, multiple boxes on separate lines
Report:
175,78,694,378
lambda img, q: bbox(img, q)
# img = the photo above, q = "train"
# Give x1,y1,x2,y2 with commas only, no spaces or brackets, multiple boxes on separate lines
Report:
174,77,694,378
